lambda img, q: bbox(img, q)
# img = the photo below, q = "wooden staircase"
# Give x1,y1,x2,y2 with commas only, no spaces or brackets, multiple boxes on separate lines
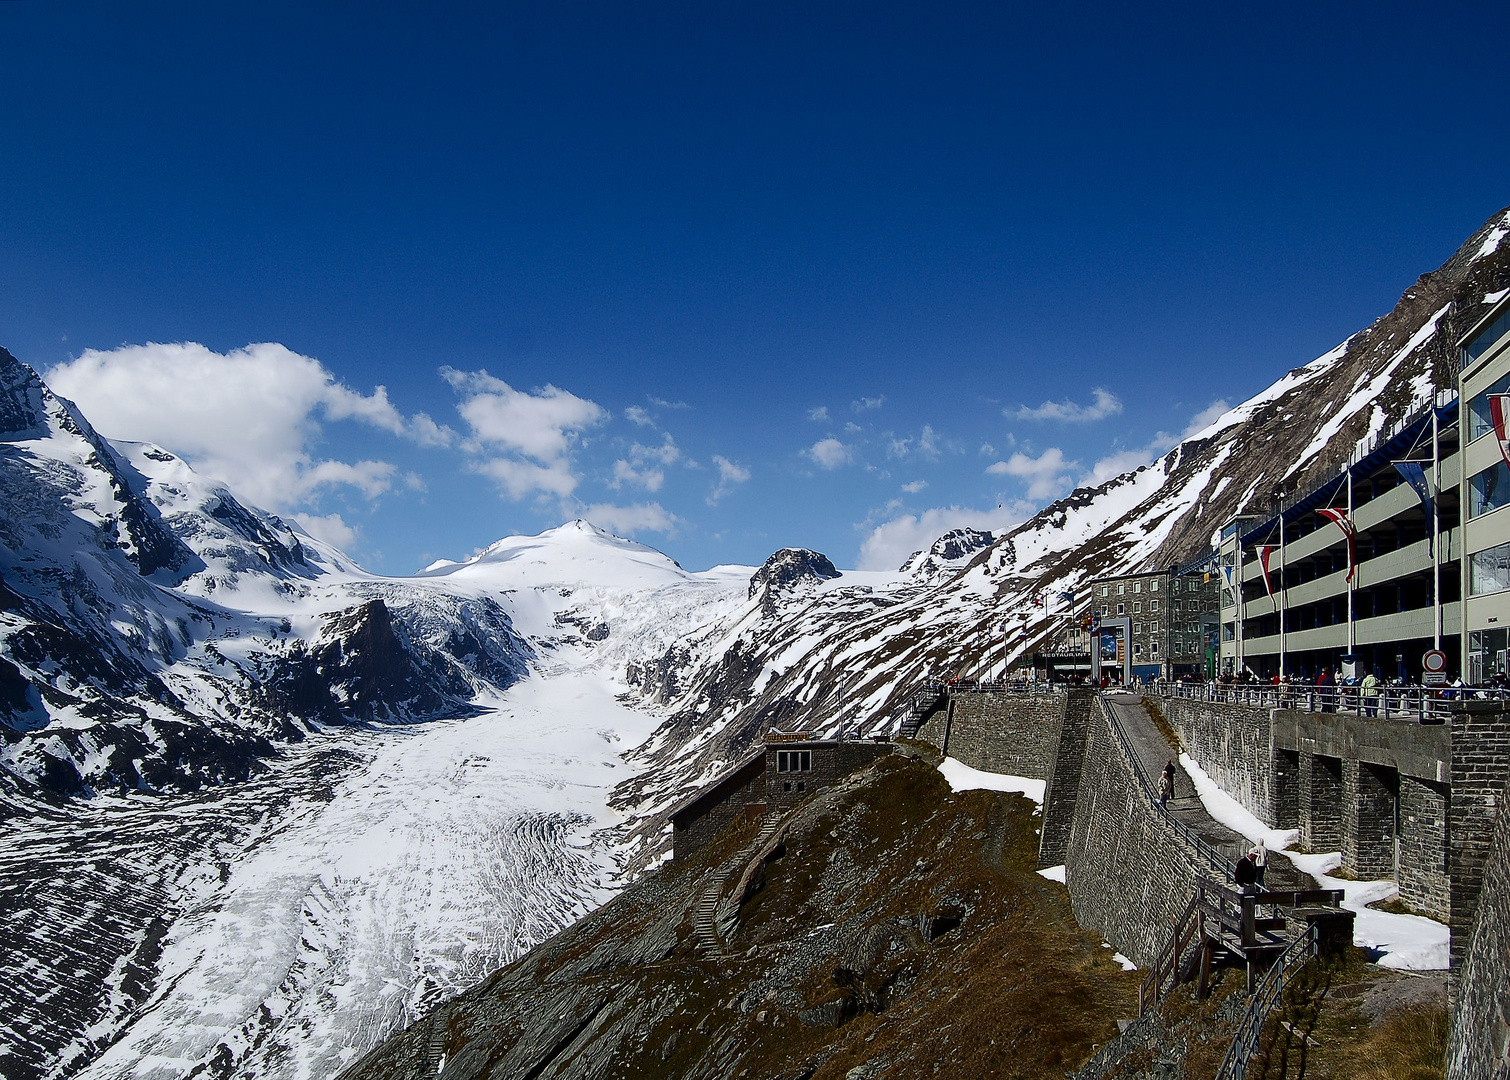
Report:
1139,881,1345,1014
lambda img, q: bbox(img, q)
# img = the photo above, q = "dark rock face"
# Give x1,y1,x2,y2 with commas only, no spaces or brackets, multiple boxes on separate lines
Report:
899,527,996,580
258,599,466,725
748,548,841,614
338,757,1138,1080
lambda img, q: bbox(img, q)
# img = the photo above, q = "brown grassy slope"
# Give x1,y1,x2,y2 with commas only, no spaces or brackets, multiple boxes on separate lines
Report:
340,756,1141,1080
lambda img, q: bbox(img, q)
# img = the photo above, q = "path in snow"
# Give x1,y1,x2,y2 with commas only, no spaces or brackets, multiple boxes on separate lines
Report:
0,670,659,1080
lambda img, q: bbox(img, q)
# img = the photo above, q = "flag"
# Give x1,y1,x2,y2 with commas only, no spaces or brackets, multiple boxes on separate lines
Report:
1316,507,1358,582
1220,563,1234,589
1259,545,1278,597
1057,590,1075,603
1492,394,1510,471
1392,461,1434,555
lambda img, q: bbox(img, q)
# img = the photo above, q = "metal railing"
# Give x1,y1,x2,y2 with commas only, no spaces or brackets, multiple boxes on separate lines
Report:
1154,678,1507,722
1215,922,1321,1080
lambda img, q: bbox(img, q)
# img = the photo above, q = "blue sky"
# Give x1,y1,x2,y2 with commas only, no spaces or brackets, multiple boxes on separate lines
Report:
4,2,1508,573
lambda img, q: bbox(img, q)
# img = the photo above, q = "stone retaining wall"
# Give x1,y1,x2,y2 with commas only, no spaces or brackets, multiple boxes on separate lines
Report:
1449,704,1510,978
1058,697,1204,969
915,690,1066,778
1446,751,1510,1079
1038,690,1093,867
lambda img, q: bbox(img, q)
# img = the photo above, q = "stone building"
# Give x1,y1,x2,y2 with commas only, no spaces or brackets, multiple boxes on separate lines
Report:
668,732,894,860
1088,569,1221,682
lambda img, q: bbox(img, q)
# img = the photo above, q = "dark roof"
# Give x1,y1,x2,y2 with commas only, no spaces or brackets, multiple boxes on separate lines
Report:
667,749,765,825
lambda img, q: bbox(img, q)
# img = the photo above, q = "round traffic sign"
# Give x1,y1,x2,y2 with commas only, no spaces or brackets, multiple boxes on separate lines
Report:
1422,649,1447,674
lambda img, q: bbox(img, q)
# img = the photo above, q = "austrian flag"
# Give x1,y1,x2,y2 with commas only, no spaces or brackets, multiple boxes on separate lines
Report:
1316,507,1358,582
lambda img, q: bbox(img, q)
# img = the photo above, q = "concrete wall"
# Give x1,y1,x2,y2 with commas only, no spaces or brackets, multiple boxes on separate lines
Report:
915,690,1066,778
1056,697,1204,969
1159,696,1275,822
1445,757,1510,1079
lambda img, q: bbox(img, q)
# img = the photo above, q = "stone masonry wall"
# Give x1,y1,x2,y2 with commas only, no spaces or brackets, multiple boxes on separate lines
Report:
1399,774,1450,921
1061,697,1203,968
672,759,766,859
1300,753,1343,852
1038,690,1093,868
915,691,1066,779
1342,760,1397,881
1445,758,1510,1080
1449,703,1510,977
1156,696,1275,822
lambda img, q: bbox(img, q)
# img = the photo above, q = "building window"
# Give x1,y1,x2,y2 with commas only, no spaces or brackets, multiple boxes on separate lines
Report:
1469,627,1510,683
1117,584,1125,595
1463,307,1510,372
1151,599,1160,611
1133,643,1143,656
1100,586,1109,597
777,750,812,773
1470,542,1510,596
1134,582,1142,593
1471,460,1510,518
1117,603,1125,614
1151,640,1159,655
1134,622,1143,634
1133,601,1142,613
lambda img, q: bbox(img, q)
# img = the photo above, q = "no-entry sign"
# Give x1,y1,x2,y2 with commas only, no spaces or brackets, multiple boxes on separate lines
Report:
1423,649,1448,685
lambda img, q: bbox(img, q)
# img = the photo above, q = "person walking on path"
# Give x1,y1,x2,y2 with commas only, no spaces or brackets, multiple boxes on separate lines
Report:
1250,838,1267,888
1158,760,1176,808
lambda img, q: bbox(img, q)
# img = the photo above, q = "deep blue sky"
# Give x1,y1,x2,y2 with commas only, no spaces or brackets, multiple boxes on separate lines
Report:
3,2,1507,572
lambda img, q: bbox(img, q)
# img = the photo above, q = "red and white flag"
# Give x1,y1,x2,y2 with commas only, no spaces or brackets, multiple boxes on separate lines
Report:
1491,394,1510,470
1259,545,1278,597
1315,507,1358,583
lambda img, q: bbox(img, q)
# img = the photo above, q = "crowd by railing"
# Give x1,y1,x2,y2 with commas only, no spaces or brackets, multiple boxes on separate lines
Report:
1153,677,1509,722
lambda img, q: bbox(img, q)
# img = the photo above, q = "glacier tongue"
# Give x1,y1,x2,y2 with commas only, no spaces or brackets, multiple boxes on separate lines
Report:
39,669,661,1080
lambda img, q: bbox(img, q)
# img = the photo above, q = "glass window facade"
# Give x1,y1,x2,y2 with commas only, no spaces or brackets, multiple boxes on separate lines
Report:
1468,627,1510,684
1468,371,1510,440
1470,541,1510,596
777,750,811,773
1463,306,1510,371
1470,459,1510,518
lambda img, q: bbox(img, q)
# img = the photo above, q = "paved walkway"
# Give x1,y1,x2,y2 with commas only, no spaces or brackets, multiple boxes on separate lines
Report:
1102,693,1310,892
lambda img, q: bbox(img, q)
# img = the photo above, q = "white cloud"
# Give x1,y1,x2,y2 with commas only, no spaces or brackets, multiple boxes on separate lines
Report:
610,435,681,492
852,395,885,412
45,341,443,512
442,366,605,500
856,503,1032,571
291,512,359,551
1181,399,1232,440
887,424,940,461
901,480,928,493
708,454,750,505
624,405,655,427
808,406,830,422
1012,387,1123,423
579,501,680,536
648,396,690,410
807,438,852,469
986,447,1080,499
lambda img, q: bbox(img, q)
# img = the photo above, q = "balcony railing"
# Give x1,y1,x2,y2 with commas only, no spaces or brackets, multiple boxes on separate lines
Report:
1153,678,1507,721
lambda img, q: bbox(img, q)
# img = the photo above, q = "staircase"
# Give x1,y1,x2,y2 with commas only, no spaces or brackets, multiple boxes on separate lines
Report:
692,816,784,956
897,682,948,739
1139,881,1345,1014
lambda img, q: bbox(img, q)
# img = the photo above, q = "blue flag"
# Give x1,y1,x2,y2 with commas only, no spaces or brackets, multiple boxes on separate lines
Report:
1393,461,1434,555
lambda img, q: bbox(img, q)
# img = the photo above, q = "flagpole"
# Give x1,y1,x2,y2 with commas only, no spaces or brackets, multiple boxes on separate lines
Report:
1433,401,1441,652
1347,461,1355,658
1277,490,1287,681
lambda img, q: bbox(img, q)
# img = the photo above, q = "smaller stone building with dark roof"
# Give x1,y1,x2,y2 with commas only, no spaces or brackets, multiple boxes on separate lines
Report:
668,732,894,860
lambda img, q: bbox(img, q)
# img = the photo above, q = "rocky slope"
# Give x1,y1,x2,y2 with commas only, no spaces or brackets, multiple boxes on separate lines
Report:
338,755,1140,1080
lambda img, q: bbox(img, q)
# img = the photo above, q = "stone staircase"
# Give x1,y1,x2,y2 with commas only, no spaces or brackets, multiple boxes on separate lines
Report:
692,815,784,956
897,683,947,739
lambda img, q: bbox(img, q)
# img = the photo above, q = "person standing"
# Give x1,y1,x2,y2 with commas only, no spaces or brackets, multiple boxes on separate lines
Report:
1250,838,1267,888
1361,671,1380,717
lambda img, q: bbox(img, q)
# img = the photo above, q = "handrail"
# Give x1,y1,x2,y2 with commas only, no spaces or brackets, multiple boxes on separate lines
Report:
1215,923,1321,1080
1154,678,1508,722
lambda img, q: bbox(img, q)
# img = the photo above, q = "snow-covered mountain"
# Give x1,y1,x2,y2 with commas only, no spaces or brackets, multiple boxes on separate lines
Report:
5,205,1510,1080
